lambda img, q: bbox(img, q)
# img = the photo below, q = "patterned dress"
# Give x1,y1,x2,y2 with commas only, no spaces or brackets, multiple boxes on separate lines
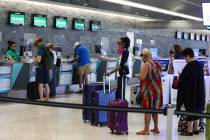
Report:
140,60,163,109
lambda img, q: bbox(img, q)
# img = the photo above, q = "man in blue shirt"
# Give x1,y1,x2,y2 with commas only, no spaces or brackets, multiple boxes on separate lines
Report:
74,42,91,91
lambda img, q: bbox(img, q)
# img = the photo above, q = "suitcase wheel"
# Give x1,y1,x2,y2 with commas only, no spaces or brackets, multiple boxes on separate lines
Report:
111,129,114,134
83,120,87,123
126,132,128,135
131,101,134,104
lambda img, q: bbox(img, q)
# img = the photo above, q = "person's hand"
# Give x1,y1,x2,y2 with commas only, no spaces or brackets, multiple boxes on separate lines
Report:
104,72,111,76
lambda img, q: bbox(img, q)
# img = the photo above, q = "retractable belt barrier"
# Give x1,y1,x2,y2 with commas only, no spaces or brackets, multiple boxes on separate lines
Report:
0,96,164,114
1,96,210,119
1,96,210,140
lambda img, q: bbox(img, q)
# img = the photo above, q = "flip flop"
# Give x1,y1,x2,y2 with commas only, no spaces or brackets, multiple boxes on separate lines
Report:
150,129,160,133
136,130,149,135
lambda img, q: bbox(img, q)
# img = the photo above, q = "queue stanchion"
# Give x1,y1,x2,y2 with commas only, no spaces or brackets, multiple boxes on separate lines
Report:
166,105,175,140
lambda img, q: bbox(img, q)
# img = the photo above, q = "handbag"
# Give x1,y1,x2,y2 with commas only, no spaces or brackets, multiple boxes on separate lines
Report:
136,91,143,106
172,76,179,89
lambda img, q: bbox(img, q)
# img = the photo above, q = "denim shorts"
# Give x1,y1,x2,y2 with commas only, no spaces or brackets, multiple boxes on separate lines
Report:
36,68,49,84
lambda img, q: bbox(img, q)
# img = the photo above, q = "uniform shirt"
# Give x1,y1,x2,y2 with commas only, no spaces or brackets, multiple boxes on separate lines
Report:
6,48,20,62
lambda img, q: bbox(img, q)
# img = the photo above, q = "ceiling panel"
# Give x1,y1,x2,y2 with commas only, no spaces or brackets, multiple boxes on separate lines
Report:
48,0,203,21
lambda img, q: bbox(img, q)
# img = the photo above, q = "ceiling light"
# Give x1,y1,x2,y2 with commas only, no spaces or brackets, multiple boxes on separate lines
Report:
102,0,203,21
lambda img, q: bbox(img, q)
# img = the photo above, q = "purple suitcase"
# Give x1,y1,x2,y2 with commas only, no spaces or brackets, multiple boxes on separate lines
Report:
107,76,128,135
108,99,128,134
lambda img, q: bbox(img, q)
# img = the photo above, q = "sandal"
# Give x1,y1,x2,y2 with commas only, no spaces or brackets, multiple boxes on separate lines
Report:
136,130,149,135
150,129,160,133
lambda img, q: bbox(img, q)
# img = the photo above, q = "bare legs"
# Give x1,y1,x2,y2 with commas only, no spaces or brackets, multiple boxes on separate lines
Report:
38,83,50,101
137,113,160,135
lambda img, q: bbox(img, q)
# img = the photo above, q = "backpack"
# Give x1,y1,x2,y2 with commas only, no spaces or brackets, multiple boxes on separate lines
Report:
42,47,54,70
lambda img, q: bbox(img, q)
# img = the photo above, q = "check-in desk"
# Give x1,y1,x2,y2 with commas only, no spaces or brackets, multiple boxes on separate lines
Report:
0,61,12,93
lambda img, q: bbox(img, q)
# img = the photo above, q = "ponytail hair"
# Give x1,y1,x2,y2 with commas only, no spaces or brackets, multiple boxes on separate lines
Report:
120,37,130,49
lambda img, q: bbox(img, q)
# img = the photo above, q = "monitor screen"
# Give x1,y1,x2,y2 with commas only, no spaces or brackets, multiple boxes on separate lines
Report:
155,59,170,72
196,34,200,41
55,16,68,29
176,31,183,39
33,14,47,27
72,18,85,30
199,49,206,56
149,48,158,58
202,3,210,26
193,49,199,57
9,12,25,25
183,32,189,40
90,20,101,31
190,33,195,40
95,45,102,54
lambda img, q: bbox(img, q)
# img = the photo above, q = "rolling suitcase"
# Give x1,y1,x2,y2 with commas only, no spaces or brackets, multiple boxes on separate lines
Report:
83,83,107,122
108,76,128,135
93,76,115,126
27,82,39,100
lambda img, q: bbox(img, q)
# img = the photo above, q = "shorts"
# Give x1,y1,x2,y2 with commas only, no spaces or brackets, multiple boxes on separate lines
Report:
78,64,91,75
36,68,50,84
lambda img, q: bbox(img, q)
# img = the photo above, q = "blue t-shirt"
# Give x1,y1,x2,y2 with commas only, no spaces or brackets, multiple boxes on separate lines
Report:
76,46,91,66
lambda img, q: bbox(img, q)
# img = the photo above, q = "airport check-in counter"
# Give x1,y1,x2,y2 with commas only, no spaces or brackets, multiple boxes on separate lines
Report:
0,61,12,93
88,58,98,83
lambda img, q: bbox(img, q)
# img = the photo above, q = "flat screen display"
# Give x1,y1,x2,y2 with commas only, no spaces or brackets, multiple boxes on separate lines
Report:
183,32,189,40
33,14,47,27
202,3,210,25
190,33,195,40
196,34,200,41
149,48,158,58
55,16,68,29
155,59,170,72
201,35,206,41
176,31,182,39
193,49,199,57
90,20,101,31
72,18,85,30
9,12,25,25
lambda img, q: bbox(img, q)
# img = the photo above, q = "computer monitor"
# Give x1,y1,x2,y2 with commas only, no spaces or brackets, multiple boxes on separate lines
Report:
132,58,141,77
155,59,170,74
95,45,102,54
173,59,187,76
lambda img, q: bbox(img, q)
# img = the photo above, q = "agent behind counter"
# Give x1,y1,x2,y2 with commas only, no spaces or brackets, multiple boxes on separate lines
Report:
6,40,21,62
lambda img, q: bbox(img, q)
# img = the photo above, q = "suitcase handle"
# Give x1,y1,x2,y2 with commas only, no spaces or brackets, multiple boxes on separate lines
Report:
103,75,111,94
121,75,127,100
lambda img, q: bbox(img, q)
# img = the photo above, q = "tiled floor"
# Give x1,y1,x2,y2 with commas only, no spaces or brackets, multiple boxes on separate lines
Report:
0,93,206,140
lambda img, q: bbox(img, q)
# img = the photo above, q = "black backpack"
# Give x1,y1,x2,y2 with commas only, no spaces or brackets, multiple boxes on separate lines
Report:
42,47,54,70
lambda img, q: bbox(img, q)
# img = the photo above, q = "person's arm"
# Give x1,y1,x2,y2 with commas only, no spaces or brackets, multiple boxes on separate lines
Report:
6,51,15,63
7,55,15,63
105,50,128,76
139,63,149,80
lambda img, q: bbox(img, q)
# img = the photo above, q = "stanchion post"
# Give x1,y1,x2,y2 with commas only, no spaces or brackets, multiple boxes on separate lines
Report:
166,105,175,140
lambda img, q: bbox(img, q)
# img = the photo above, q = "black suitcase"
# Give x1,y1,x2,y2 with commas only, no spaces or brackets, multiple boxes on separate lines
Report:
27,82,39,100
